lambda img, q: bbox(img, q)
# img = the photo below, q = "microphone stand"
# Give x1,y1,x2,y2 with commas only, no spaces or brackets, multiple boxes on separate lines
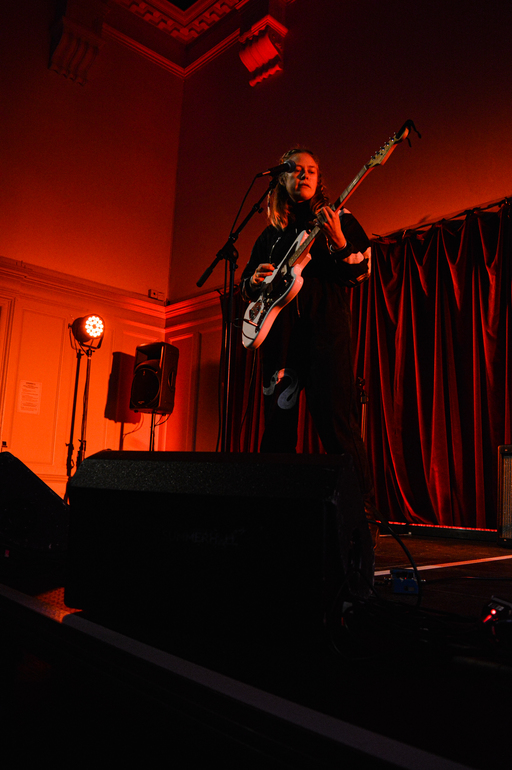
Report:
197,176,278,453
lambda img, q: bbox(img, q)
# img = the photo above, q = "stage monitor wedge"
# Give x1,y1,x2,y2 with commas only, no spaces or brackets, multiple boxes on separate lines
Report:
0,452,68,553
65,451,373,660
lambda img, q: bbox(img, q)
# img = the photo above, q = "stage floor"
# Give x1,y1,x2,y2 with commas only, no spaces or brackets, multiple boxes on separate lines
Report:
1,530,512,769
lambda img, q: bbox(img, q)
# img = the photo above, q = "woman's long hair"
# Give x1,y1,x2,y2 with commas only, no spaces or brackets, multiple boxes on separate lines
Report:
267,147,329,230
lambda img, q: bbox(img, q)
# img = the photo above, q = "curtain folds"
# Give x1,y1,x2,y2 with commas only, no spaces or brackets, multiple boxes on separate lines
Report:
231,201,512,528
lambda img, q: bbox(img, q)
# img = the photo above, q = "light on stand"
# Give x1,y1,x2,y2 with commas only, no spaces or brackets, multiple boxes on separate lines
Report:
66,315,105,488
70,315,105,348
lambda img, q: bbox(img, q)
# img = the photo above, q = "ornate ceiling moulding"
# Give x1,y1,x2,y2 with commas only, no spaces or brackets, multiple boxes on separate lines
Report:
49,0,110,85
110,0,295,83
49,0,296,85
113,0,241,43
239,13,287,86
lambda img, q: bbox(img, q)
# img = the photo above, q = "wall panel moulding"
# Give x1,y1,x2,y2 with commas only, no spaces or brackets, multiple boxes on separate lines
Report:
0,257,166,324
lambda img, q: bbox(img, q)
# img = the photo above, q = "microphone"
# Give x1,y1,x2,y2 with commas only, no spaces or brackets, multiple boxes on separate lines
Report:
257,160,296,177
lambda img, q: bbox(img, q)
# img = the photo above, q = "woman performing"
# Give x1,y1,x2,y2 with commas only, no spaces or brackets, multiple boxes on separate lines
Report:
240,147,374,500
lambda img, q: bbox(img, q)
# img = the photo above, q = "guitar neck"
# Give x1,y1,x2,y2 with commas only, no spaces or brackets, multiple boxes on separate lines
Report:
286,119,419,270
288,162,372,268
332,162,372,212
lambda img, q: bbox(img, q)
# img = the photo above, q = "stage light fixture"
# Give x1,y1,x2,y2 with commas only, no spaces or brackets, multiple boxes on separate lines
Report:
66,313,106,485
70,315,105,347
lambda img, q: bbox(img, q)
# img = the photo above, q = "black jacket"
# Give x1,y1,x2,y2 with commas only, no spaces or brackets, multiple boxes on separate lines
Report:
240,205,371,303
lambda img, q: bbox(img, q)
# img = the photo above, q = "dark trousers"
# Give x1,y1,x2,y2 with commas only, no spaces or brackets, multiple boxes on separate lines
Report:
259,288,373,497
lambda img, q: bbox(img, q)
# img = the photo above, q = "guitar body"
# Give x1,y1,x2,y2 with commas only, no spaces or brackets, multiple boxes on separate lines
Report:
242,231,312,350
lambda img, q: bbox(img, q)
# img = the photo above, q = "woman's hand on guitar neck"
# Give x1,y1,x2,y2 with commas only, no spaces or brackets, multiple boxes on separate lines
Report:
250,263,275,288
315,206,347,251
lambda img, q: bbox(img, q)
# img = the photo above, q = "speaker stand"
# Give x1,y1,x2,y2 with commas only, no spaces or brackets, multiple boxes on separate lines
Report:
149,412,157,451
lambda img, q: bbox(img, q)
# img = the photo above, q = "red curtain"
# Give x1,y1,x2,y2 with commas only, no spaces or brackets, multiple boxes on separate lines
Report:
231,200,512,528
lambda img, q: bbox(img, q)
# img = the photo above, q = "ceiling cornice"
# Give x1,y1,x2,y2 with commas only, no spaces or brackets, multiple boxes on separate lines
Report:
102,22,240,78
112,0,244,43
49,0,296,85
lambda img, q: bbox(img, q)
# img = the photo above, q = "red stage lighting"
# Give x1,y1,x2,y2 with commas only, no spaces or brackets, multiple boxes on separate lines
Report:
66,314,106,479
70,315,105,348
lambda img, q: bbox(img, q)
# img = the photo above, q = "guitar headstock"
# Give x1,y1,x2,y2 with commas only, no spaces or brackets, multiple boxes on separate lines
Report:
367,119,420,168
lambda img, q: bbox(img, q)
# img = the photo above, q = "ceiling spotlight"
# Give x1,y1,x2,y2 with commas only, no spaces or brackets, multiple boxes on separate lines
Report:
70,315,105,348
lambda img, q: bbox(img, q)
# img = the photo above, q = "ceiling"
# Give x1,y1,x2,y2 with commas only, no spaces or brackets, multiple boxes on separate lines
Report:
168,0,198,9
112,0,242,44
50,0,293,85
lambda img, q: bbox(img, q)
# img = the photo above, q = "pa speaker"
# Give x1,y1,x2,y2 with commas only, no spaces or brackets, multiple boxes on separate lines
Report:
0,452,68,553
129,342,179,414
498,445,512,545
65,451,373,659
105,352,140,424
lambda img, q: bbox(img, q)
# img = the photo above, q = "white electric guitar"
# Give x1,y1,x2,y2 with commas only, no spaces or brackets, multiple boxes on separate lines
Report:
242,120,419,350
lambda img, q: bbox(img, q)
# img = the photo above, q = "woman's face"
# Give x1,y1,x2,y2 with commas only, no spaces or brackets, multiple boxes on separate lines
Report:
283,152,319,203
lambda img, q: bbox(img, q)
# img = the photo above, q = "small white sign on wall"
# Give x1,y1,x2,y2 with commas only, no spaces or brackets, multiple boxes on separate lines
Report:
18,380,42,415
